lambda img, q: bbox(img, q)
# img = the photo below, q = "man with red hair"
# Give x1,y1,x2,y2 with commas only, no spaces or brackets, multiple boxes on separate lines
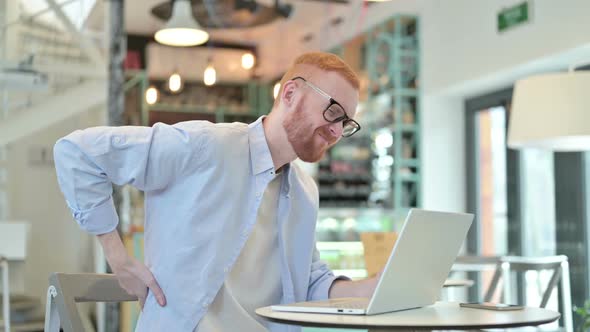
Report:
54,52,375,331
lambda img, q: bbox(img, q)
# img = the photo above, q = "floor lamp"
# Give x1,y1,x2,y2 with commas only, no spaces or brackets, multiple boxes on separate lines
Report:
507,70,590,332
508,71,590,151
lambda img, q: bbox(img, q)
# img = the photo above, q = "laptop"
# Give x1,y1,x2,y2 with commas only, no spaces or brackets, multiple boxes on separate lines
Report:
271,208,474,315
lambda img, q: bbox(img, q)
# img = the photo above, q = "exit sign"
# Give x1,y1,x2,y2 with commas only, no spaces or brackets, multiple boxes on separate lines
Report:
498,1,531,33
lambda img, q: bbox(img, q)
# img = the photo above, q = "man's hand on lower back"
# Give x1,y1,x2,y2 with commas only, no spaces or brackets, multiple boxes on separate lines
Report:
112,255,167,309
97,229,166,309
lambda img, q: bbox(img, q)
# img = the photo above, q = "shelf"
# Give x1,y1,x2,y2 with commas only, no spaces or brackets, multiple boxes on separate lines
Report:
317,241,364,251
398,49,419,57
148,103,251,116
318,201,370,208
332,269,368,279
397,174,420,182
324,158,371,164
388,88,419,97
318,173,372,183
319,192,370,197
318,207,396,218
390,124,418,132
319,14,421,214
319,186,371,194
397,159,420,167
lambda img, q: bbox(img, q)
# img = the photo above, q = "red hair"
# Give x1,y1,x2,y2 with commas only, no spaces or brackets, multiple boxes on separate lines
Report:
274,52,359,106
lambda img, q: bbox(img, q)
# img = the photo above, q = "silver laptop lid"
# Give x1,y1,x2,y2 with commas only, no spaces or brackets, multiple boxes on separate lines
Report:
366,209,473,315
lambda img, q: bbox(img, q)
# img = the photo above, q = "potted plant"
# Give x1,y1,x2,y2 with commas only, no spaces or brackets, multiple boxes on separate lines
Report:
575,300,590,332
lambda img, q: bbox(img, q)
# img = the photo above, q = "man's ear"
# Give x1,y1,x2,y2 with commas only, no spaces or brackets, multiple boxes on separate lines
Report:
280,80,297,109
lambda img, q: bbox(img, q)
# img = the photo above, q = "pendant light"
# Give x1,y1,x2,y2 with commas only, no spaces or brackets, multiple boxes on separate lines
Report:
154,0,209,47
273,81,281,99
168,71,183,93
145,86,159,105
241,52,255,70
204,60,216,86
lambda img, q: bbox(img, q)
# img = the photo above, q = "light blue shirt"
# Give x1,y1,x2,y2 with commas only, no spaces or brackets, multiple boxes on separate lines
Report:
53,116,344,331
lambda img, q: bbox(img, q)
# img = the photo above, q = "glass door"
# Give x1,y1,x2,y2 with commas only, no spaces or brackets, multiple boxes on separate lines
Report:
465,89,558,314
475,105,509,258
466,89,520,264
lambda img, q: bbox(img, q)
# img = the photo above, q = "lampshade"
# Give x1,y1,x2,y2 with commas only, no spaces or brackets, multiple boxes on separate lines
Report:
154,0,209,47
507,72,590,151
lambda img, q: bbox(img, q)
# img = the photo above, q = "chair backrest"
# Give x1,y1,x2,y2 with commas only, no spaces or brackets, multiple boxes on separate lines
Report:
451,255,503,302
494,255,568,308
449,255,572,332
44,273,137,332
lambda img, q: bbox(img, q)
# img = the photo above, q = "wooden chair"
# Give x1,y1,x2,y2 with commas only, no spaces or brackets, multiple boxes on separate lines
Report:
44,273,136,332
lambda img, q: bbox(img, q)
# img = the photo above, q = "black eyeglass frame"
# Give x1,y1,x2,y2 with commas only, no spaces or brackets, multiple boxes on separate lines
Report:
291,76,361,137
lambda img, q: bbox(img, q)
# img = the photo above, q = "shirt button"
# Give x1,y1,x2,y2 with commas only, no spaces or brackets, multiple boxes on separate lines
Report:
256,192,262,197
202,301,209,308
224,266,230,273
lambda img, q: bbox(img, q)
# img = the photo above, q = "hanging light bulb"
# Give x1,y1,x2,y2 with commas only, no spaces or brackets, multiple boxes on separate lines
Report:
273,82,281,99
168,71,183,93
154,0,209,47
241,52,255,70
145,86,159,105
204,62,216,86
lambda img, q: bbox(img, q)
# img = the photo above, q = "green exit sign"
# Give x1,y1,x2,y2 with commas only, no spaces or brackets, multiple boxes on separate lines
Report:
498,1,531,32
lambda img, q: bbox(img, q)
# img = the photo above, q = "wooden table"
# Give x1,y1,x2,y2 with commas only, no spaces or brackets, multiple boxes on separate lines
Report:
256,301,560,331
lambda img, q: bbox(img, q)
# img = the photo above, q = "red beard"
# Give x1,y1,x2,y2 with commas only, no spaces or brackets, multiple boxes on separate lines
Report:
283,100,337,162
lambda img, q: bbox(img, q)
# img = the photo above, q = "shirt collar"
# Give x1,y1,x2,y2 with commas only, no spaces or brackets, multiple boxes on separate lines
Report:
248,116,277,175
248,116,293,194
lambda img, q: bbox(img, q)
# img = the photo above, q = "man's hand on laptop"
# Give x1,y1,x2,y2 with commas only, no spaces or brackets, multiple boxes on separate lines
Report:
375,268,383,280
328,269,383,299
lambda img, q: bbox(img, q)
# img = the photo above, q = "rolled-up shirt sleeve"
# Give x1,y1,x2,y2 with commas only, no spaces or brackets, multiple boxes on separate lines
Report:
53,122,206,235
307,246,351,301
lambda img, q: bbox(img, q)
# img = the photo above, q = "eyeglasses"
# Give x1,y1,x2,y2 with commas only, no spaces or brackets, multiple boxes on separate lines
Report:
291,76,361,137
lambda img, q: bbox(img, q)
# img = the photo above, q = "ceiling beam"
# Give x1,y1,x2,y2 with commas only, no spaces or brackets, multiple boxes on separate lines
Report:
34,61,106,79
43,0,105,67
0,80,106,146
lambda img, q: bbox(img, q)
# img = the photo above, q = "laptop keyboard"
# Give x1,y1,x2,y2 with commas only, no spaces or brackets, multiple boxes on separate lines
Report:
333,301,367,309
324,298,369,309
